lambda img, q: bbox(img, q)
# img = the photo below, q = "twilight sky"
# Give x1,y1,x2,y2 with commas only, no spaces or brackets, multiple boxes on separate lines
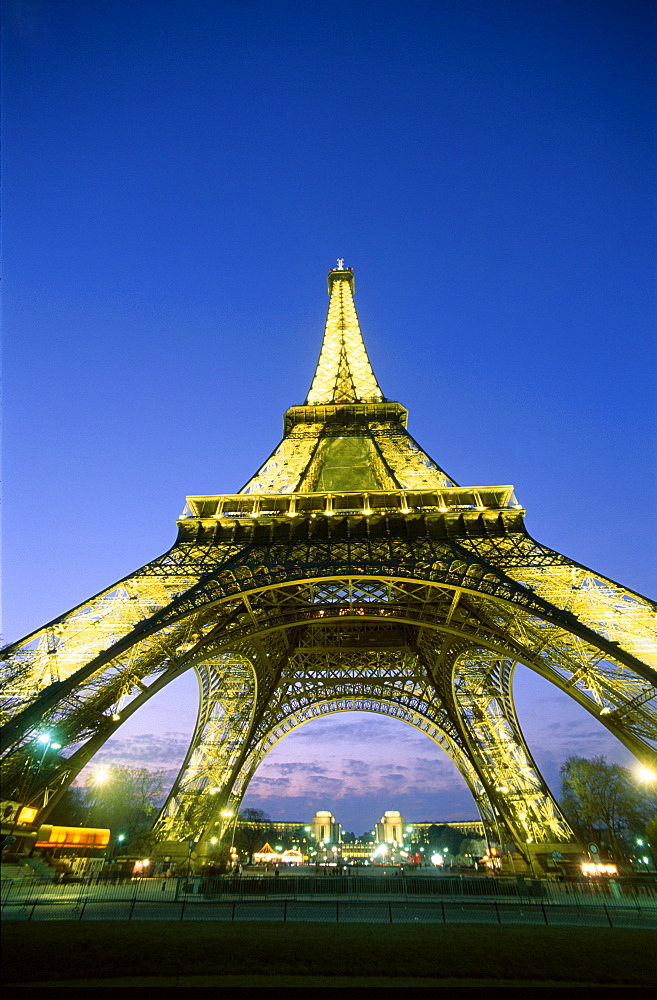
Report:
4,0,655,833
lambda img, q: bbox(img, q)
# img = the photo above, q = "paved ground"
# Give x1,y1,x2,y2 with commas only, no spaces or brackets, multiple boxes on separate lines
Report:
3,865,655,929
3,890,655,928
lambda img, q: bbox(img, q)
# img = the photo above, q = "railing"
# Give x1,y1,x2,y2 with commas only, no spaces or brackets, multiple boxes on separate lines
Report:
2,873,656,926
180,487,522,523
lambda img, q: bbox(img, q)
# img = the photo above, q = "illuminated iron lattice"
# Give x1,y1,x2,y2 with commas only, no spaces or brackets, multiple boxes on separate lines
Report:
2,264,655,874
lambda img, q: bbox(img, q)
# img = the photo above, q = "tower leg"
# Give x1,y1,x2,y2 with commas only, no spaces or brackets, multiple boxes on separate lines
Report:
449,647,581,874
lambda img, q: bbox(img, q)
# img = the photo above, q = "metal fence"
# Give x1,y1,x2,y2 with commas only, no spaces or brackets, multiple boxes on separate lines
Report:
3,896,656,928
2,873,656,927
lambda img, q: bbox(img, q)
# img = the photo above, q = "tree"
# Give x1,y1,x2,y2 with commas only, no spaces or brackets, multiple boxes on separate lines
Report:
427,824,463,856
83,765,165,847
45,787,87,827
458,837,487,859
234,808,273,862
560,756,656,858
645,817,657,865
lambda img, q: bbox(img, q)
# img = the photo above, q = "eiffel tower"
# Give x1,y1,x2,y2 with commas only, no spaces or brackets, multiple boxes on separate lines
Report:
2,262,656,873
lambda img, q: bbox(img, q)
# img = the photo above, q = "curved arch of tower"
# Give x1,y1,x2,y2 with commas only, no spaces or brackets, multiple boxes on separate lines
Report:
2,263,656,874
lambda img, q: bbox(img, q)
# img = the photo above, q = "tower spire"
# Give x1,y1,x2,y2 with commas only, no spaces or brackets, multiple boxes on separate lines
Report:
306,263,384,405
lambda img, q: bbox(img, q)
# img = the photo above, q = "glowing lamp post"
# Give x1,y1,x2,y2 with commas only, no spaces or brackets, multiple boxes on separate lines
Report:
7,733,63,850
110,833,126,861
84,767,110,825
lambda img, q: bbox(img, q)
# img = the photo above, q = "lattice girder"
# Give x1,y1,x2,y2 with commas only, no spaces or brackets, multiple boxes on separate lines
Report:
155,654,260,840
2,546,655,821
161,640,503,853
306,269,383,406
239,421,458,495
153,604,582,861
449,646,576,847
217,694,501,852
5,585,651,871
5,514,652,735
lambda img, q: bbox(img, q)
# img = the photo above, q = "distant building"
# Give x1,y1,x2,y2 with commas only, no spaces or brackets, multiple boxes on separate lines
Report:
266,821,307,841
234,812,484,861
310,810,341,844
339,843,372,862
411,821,485,841
375,810,405,844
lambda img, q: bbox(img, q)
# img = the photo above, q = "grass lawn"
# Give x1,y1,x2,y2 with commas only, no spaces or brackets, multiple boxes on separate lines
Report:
3,922,656,986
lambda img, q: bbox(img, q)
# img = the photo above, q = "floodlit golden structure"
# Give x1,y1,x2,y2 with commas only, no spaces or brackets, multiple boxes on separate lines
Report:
2,263,656,872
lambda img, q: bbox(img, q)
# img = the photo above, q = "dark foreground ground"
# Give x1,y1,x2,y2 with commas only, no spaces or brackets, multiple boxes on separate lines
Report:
3,922,656,987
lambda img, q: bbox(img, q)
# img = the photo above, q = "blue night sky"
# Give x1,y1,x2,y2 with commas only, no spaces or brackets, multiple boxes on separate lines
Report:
4,0,655,833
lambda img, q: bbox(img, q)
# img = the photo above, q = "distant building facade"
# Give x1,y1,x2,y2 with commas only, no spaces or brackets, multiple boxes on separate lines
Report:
375,810,405,844
310,810,341,844
234,810,483,860
411,821,485,842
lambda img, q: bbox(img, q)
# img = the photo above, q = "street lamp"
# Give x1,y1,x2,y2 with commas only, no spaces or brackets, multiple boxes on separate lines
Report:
112,834,125,859
36,734,61,756
186,838,197,876
219,809,241,860
7,734,63,848
36,734,62,753
84,766,110,825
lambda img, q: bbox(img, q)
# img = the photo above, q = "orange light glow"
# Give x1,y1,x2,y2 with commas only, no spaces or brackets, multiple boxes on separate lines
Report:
17,807,38,823
581,862,618,877
35,825,110,848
